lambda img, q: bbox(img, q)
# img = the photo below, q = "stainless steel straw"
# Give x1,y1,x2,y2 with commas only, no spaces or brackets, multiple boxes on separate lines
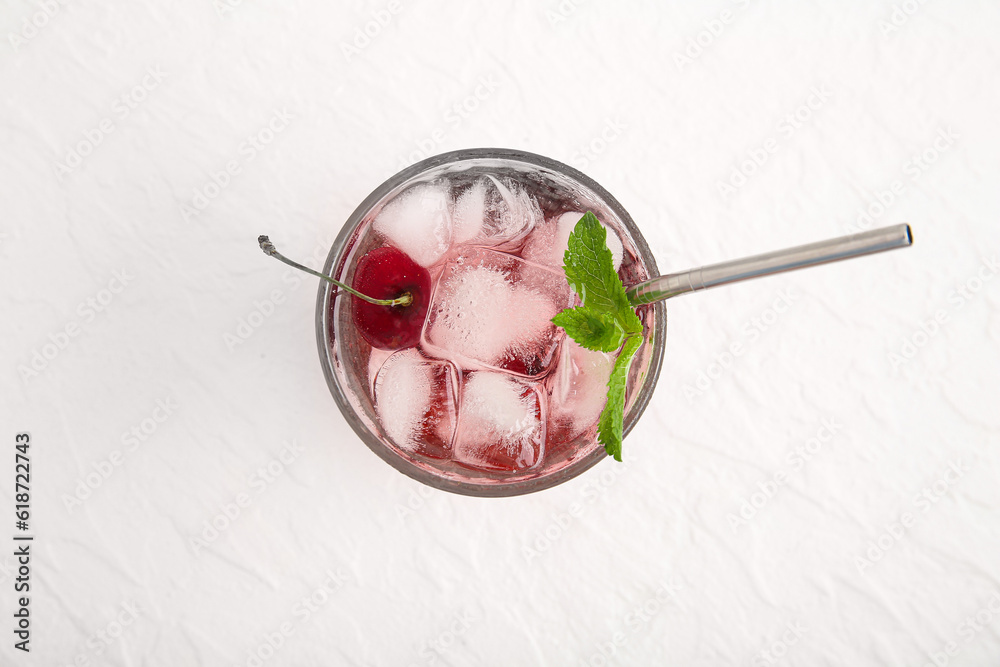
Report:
627,224,913,305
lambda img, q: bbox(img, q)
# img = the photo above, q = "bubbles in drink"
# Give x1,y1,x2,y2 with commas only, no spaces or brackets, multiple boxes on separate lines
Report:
423,247,572,377
423,260,512,364
453,371,545,472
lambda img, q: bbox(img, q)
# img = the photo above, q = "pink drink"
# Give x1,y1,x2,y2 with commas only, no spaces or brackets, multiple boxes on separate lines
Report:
320,151,664,495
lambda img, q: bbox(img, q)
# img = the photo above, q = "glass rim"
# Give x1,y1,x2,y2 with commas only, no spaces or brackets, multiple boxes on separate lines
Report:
316,147,666,497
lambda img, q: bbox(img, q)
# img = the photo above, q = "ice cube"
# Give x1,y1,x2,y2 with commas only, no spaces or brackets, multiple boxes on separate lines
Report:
522,211,624,271
450,176,541,248
424,260,511,363
453,371,545,472
422,247,573,377
547,339,614,439
372,183,452,267
367,347,395,394
451,178,488,245
374,348,458,459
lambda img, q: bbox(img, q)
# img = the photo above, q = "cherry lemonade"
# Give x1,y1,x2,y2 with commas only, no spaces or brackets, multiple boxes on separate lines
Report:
319,150,664,495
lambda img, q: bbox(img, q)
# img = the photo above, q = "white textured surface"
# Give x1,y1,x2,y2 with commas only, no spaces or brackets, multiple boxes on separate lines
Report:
2,1,1000,665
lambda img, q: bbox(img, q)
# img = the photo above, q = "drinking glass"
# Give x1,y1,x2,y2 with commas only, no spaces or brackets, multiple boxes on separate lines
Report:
316,148,666,497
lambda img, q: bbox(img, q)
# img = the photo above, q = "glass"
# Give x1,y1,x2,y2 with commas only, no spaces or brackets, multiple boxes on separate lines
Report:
316,148,666,497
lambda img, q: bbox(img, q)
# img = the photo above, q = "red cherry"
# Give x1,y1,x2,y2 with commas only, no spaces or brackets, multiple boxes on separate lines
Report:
351,246,431,350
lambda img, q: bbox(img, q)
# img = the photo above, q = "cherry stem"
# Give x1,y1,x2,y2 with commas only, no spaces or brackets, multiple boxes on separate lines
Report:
257,236,413,307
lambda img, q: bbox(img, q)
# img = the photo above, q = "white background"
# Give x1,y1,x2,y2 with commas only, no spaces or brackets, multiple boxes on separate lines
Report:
2,0,999,665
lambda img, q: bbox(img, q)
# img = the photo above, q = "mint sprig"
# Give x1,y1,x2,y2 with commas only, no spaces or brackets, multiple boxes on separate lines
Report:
552,212,643,461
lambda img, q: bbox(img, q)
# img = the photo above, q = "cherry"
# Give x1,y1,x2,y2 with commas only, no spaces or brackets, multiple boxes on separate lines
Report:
351,246,431,350
256,236,430,350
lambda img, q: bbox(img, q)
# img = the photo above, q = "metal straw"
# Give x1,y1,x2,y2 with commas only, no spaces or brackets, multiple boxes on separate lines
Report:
627,224,913,305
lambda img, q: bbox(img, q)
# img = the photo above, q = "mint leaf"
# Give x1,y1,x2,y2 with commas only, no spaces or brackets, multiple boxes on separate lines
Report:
552,307,623,353
562,212,642,337
552,211,645,460
598,333,642,461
